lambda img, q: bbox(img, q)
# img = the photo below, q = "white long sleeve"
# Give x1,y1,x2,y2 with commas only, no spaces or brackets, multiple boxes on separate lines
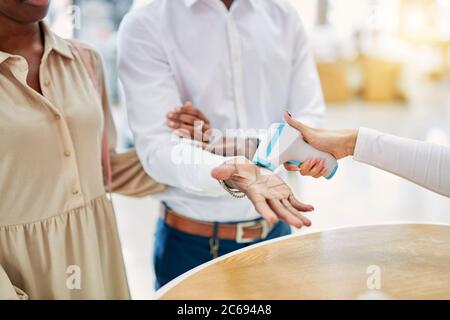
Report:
354,128,450,198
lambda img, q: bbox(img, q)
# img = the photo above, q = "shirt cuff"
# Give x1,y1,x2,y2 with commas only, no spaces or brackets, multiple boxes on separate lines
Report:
353,127,381,163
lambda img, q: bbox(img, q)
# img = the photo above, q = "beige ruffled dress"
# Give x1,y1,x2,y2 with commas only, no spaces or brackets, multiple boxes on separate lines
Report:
0,22,164,300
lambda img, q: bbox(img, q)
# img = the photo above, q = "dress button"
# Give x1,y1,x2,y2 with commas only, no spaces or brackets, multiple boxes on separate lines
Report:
44,79,51,87
72,189,79,195
54,114,61,120
64,150,71,157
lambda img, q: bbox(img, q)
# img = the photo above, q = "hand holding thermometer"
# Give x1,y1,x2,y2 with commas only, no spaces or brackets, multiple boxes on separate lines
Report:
252,123,339,179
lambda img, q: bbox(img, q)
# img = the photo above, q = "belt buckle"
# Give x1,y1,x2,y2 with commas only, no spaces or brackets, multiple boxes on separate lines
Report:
236,220,270,244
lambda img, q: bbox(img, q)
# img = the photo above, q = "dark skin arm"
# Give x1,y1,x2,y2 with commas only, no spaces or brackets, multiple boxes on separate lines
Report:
167,101,212,141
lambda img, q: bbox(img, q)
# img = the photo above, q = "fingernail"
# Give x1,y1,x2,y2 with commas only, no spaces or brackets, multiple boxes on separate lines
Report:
286,111,292,117
176,107,181,112
168,112,174,118
169,121,175,127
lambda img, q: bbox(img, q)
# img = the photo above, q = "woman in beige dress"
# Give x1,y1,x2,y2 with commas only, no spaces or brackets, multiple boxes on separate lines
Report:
0,0,316,299
0,0,202,300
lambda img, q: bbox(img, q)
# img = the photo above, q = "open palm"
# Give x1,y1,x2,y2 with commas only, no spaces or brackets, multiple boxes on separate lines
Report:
212,160,314,228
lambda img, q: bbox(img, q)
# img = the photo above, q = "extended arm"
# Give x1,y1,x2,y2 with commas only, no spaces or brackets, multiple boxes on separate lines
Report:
354,128,450,198
284,113,450,198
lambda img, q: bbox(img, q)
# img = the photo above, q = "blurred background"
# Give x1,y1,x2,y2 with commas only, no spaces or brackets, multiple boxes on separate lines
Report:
46,0,450,299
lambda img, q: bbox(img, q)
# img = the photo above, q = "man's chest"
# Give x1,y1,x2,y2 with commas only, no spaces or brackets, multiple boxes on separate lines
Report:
164,17,294,75
163,18,295,120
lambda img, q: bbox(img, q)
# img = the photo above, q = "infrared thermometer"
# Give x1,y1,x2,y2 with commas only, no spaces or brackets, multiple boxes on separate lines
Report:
252,123,338,179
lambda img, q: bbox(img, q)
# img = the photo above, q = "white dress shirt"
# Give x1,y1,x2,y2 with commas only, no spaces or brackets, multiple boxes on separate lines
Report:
354,128,450,198
118,0,325,222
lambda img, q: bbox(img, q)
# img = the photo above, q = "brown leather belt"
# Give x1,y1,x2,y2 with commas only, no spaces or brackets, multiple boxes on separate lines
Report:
164,209,273,243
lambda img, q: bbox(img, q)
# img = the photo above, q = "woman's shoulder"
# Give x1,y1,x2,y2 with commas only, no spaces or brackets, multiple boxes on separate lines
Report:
64,38,105,78
65,39,101,61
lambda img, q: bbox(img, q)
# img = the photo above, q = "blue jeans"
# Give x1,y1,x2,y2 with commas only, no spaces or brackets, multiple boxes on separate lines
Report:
153,217,291,289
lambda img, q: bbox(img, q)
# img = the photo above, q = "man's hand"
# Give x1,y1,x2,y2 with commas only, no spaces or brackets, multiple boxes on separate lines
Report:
284,112,358,160
211,159,314,229
167,104,259,159
167,101,211,142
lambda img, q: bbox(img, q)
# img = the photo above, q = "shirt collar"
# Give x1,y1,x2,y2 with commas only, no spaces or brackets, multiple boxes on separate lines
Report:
183,0,256,8
0,21,73,65
40,21,74,60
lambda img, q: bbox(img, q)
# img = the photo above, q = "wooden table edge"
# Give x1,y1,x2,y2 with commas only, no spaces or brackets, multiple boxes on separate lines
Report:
153,221,450,300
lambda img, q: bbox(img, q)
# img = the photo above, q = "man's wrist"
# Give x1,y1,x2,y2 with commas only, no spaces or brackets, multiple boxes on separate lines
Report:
221,157,254,189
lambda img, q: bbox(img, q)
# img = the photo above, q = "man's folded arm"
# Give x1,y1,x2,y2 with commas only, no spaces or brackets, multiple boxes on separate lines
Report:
118,14,230,197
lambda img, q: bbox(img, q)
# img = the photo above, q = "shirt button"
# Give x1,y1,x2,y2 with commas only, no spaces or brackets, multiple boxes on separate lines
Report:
64,150,71,157
44,79,51,87
54,114,61,120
